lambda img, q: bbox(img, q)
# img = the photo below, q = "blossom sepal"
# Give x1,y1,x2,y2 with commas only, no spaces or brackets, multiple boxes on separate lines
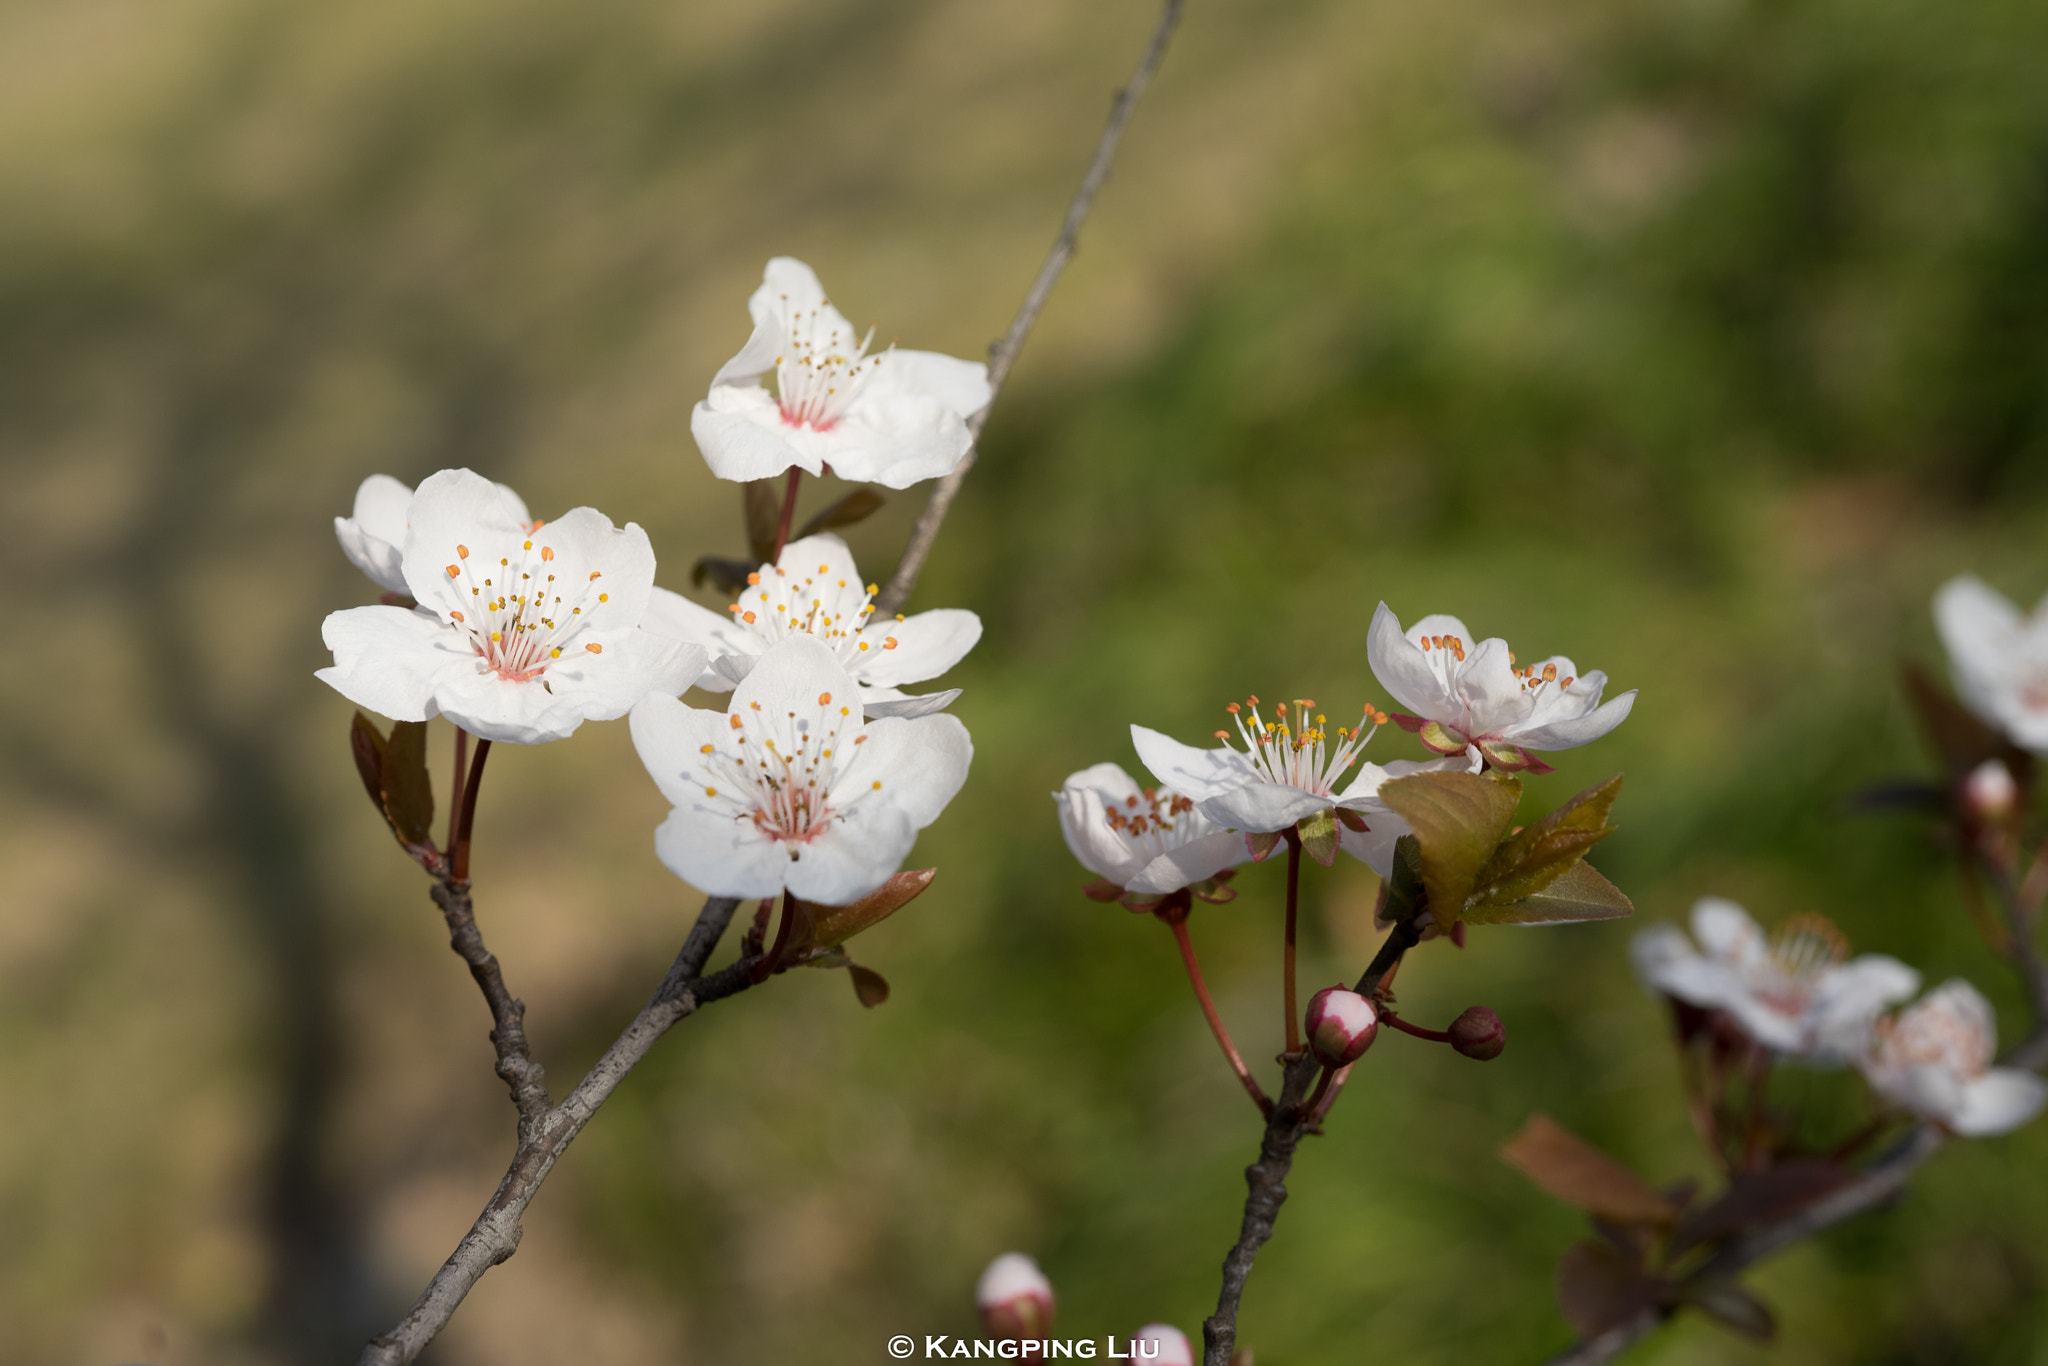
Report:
1476,739,1555,774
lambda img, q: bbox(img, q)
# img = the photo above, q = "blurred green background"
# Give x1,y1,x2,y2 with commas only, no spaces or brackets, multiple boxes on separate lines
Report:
5,0,2048,1361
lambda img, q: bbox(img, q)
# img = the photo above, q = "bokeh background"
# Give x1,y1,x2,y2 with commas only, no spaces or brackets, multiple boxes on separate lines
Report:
5,0,2048,1361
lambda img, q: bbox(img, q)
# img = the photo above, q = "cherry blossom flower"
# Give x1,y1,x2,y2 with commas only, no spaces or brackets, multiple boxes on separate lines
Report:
1054,762,1248,896
1132,1325,1193,1366
629,637,971,905
690,257,993,489
333,472,533,597
643,532,978,719
1131,696,1470,874
1857,979,2046,1136
1366,602,1635,771
1631,898,1919,1061
976,1254,1056,1341
1934,575,2048,752
318,468,705,745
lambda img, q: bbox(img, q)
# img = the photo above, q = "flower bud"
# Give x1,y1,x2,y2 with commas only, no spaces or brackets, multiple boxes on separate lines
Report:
1133,1324,1194,1366
976,1253,1055,1341
1304,987,1378,1067
1964,758,2019,822
1448,1006,1506,1060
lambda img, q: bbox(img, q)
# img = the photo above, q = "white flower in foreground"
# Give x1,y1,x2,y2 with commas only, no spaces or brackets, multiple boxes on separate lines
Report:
976,1253,1055,1340
1934,575,2048,752
1367,602,1635,770
1631,898,1919,1061
333,472,533,596
643,532,979,718
1132,1325,1193,1366
1132,696,1470,874
318,468,705,745
630,637,971,904
1859,979,2046,1136
1054,763,1248,896
690,257,993,489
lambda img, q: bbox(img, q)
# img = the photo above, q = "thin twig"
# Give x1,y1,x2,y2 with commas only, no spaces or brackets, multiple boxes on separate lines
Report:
357,894,747,1366
1168,913,1273,1116
874,0,1187,617
1282,829,1302,1055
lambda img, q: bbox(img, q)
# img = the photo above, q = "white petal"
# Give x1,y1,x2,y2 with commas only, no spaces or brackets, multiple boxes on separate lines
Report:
542,630,707,722
1130,725,1260,803
734,636,863,724
652,805,790,900
816,386,975,488
1056,781,1146,884
691,390,824,483
1690,898,1766,968
316,605,461,723
869,347,992,419
629,692,731,809
1406,612,1478,649
1127,830,1253,894
1337,814,1410,877
1333,753,1479,806
846,713,973,829
1060,762,1146,804
643,584,760,689
752,257,838,332
431,667,589,744
335,473,414,593
861,688,962,719
785,805,920,905
1630,925,1698,993
1454,636,1535,738
1512,690,1637,750
1807,955,1922,1062
1366,602,1456,718
854,609,982,687
1199,783,1327,833
709,317,784,389
1873,1061,1970,1125
1934,574,2021,721
1954,1069,2048,1136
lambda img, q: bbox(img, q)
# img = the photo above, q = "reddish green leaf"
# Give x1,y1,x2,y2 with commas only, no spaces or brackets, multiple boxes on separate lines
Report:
1377,771,1521,922
1682,1279,1776,1342
1501,1114,1676,1225
1556,1240,1668,1338
350,712,388,816
803,868,936,948
1471,775,1622,908
798,487,887,539
1467,859,1633,926
744,478,784,565
1672,1160,1855,1253
848,962,891,1008
380,720,435,846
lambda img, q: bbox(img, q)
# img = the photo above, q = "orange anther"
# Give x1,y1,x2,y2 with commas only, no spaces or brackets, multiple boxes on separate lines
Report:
747,572,761,585
541,546,554,562
883,637,898,649
818,692,832,705
447,565,461,578
585,643,603,654
589,571,602,581
1226,702,1241,713
730,714,744,729
450,610,464,622
457,545,470,559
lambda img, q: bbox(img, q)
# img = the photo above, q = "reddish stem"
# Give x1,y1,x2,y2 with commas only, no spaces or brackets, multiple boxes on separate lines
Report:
772,468,802,561
755,888,798,982
1283,827,1302,1055
1308,1061,1354,1127
450,738,491,882
445,727,470,858
1167,914,1272,1116
1380,1012,1452,1043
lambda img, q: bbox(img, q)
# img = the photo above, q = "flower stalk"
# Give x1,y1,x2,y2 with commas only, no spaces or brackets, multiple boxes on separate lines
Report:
1166,901,1272,1117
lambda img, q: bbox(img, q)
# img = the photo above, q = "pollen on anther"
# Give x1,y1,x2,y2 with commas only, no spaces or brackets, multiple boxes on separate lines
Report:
550,648,561,658
818,692,832,705
883,637,898,649
598,593,609,603
700,744,714,754
1226,703,1240,713
1215,730,1230,740
705,787,717,797
523,540,533,550
742,611,757,624
730,715,744,729
447,565,460,578
457,544,470,559
589,571,602,581
871,780,882,790
585,643,603,654
541,547,554,562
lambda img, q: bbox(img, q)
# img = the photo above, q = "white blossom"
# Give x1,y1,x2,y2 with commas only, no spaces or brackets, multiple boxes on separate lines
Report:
690,257,992,489
1631,898,1919,1061
629,637,971,905
318,468,704,745
1934,574,2048,752
644,532,978,719
1366,602,1635,769
1053,763,1247,895
1858,979,2046,1136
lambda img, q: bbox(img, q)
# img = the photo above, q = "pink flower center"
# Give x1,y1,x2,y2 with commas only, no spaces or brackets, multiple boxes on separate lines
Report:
1212,696,1388,797
438,534,610,683
1875,1001,1991,1078
769,298,884,431
692,691,883,849
1748,912,1847,1016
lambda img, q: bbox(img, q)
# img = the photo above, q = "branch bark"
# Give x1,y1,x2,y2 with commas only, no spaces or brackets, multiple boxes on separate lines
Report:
357,893,747,1366
874,0,1187,617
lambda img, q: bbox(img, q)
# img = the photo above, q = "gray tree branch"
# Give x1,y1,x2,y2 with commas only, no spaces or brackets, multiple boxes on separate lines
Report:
875,0,1187,617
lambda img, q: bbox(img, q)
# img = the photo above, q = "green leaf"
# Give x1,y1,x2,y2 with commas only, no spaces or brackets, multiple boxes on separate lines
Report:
1377,771,1521,922
744,478,784,564
1465,859,1633,925
802,868,936,949
797,487,887,539
1296,808,1340,866
349,712,388,816
848,962,891,1008
381,720,435,846
690,555,756,596
1471,774,1623,907
1501,1113,1677,1225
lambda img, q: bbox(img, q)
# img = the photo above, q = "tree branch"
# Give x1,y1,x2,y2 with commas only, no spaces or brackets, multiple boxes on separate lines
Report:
357,894,747,1366
1200,1055,1322,1366
875,0,1187,617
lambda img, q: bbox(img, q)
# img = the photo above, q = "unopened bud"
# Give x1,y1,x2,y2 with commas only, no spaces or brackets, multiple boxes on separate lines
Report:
1965,758,2018,822
1304,986,1379,1067
1133,1324,1194,1366
977,1253,1055,1341
1448,1006,1506,1061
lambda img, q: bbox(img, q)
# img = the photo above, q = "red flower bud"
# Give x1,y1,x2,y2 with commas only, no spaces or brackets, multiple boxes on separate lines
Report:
977,1253,1055,1343
1964,758,2019,822
1305,986,1379,1068
1448,1006,1505,1060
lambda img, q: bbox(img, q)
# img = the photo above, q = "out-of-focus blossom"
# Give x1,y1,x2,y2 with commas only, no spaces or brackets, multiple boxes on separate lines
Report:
1858,979,2046,1136
1631,898,1919,1061
319,469,703,744
333,472,533,596
1131,697,1467,874
1366,602,1635,771
1053,763,1247,896
976,1253,1055,1341
690,257,992,489
630,637,970,905
1963,757,2020,823
644,532,978,718
1935,575,2048,752
1132,1324,1193,1366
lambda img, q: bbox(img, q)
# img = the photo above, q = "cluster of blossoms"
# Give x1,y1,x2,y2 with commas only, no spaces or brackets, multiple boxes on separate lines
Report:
318,258,990,907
